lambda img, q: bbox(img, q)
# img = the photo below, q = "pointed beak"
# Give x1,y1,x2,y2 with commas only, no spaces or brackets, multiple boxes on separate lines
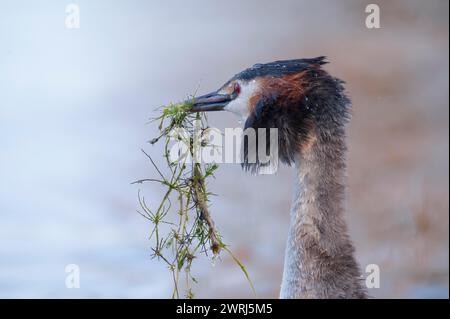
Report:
187,91,232,112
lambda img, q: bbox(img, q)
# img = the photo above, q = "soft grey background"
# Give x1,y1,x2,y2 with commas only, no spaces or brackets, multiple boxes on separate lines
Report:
0,0,448,298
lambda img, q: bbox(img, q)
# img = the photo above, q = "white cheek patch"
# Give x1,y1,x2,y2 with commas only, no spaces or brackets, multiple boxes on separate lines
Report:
225,80,259,121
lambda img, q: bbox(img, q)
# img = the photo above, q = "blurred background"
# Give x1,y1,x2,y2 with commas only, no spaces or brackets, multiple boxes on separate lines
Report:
0,0,448,298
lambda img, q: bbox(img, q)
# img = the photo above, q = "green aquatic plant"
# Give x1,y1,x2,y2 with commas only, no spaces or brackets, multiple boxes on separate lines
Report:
134,100,255,298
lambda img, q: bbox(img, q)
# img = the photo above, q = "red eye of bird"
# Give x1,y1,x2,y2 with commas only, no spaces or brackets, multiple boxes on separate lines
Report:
234,82,241,95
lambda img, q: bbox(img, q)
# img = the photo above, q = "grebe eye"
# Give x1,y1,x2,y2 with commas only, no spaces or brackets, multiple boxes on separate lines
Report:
234,82,241,95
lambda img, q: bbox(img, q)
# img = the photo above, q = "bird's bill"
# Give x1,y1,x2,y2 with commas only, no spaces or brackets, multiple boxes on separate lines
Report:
187,91,231,112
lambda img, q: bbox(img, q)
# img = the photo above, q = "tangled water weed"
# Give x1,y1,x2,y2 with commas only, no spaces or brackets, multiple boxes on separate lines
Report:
134,100,255,298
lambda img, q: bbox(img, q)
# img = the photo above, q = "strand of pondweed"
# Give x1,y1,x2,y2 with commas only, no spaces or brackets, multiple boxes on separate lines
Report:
134,100,255,298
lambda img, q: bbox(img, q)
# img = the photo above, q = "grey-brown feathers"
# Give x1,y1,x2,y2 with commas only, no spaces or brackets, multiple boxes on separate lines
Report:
234,58,367,298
